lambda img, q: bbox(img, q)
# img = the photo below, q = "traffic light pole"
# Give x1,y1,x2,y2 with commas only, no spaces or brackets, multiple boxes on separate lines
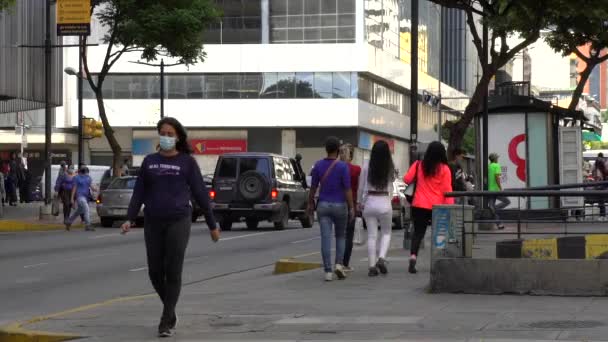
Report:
78,36,84,165
44,0,52,205
410,0,419,165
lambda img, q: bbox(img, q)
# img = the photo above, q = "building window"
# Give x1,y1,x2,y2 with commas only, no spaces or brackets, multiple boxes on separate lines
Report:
83,72,359,101
271,0,356,44
205,0,262,44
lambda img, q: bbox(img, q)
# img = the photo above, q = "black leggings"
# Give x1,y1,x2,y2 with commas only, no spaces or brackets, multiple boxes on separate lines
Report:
144,215,191,320
343,218,356,267
60,190,72,221
411,207,432,257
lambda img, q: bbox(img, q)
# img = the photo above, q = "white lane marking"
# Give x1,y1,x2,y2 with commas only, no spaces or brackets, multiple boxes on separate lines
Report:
23,262,49,269
275,316,423,324
290,236,320,244
62,252,119,263
90,233,120,239
129,267,148,272
219,232,273,241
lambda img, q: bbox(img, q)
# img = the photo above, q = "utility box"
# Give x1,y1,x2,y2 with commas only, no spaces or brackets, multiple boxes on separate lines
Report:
431,204,475,266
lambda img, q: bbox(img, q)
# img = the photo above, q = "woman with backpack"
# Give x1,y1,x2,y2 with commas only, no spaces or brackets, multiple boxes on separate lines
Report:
358,140,395,277
404,141,453,274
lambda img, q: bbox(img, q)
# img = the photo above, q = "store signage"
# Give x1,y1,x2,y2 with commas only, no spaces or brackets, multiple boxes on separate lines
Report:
57,0,91,36
358,132,395,153
190,140,247,155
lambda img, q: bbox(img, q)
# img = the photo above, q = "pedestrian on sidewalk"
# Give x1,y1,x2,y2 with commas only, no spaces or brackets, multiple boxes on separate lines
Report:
307,136,355,282
488,153,510,229
404,141,453,274
592,153,608,220
120,117,220,338
58,166,76,222
358,140,395,277
449,148,467,204
65,166,96,231
340,143,361,273
0,167,5,208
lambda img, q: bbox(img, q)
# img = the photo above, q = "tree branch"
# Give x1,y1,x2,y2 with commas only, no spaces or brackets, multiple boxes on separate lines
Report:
82,36,99,93
99,21,119,79
430,0,485,16
490,31,498,60
574,47,590,63
497,32,539,67
465,9,485,65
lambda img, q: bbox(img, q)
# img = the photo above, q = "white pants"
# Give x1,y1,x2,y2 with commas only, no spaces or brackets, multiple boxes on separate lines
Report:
363,195,392,268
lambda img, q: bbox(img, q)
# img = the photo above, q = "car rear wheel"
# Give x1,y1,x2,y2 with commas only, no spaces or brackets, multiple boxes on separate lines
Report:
100,218,113,228
299,213,313,228
245,219,259,230
219,216,233,231
274,202,289,230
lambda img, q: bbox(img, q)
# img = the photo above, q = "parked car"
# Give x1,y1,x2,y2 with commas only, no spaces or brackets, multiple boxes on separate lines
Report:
392,180,410,229
211,153,311,230
192,174,214,222
96,176,143,228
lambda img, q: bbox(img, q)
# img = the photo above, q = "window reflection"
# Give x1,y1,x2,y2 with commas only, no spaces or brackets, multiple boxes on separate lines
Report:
332,72,350,98
295,73,314,98
277,73,296,99
314,73,332,98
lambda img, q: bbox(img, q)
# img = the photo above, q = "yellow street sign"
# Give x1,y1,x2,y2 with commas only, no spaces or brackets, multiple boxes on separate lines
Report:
57,0,91,36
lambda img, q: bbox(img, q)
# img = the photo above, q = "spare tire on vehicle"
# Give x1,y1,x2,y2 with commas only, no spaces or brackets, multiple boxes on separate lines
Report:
237,171,270,202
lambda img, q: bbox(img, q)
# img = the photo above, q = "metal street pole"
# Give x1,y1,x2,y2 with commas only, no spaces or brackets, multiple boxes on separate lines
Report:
160,59,164,119
410,0,419,164
44,0,52,205
482,19,489,202
438,6,443,142
78,36,84,165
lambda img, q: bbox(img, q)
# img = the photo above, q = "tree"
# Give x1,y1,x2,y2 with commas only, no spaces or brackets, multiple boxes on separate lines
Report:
544,1,608,111
0,0,15,11
83,0,220,175
427,0,553,157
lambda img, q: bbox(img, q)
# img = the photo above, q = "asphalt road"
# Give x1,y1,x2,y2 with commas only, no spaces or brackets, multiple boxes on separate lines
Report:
0,220,322,325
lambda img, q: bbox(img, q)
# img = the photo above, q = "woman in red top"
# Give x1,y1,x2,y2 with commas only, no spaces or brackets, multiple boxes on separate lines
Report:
403,141,453,274
340,143,361,272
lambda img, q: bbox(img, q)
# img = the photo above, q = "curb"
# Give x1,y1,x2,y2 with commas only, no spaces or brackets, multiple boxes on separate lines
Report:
0,294,154,342
0,323,80,342
0,221,86,233
496,235,608,260
274,255,322,274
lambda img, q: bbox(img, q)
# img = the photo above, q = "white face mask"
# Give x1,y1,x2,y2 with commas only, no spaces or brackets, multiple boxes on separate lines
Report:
159,135,177,151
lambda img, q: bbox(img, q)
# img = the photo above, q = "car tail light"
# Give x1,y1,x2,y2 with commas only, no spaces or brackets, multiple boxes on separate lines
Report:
391,196,400,205
96,194,102,204
209,190,216,200
271,189,278,200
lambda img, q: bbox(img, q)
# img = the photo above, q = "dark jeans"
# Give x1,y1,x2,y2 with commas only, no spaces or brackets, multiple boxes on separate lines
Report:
144,214,191,320
60,190,72,221
411,207,432,257
489,196,511,225
343,217,356,267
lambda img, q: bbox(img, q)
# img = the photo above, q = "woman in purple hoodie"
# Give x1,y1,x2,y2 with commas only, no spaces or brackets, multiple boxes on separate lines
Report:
121,117,220,337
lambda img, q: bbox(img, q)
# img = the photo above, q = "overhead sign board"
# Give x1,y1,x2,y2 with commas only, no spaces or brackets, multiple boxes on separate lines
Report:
57,0,91,36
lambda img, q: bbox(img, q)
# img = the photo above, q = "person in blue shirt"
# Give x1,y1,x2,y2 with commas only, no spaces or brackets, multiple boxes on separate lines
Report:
65,166,95,231
121,117,219,338
307,136,354,282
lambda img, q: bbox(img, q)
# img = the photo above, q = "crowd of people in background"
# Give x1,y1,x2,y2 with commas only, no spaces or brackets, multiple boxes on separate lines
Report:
1,152,29,207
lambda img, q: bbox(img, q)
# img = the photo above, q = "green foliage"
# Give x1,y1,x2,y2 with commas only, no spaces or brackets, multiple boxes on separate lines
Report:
435,121,476,154
602,110,608,123
93,0,221,65
0,0,15,12
588,141,608,150
544,0,608,58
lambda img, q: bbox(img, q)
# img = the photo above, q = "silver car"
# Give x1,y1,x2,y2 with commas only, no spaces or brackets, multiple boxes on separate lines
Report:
96,176,143,227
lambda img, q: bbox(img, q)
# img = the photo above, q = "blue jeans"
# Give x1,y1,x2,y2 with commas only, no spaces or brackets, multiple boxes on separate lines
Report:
317,201,348,273
67,196,91,227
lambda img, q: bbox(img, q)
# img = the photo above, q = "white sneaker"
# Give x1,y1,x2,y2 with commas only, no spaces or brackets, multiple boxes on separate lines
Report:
325,272,333,281
335,264,347,280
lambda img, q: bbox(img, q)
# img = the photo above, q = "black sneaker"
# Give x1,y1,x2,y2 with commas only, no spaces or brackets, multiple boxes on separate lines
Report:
368,267,379,277
158,319,173,338
408,259,417,274
169,313,178,330
376,258,388,275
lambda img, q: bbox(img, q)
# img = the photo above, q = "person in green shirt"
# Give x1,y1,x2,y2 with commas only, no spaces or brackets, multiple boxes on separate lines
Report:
488,153,510,229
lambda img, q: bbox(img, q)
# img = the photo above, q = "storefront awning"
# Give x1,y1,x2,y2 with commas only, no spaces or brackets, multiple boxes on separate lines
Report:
582,131,602,142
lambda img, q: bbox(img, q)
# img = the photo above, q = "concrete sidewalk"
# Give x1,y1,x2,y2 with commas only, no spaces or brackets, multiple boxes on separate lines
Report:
0,202,99,232
9,231,608,342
